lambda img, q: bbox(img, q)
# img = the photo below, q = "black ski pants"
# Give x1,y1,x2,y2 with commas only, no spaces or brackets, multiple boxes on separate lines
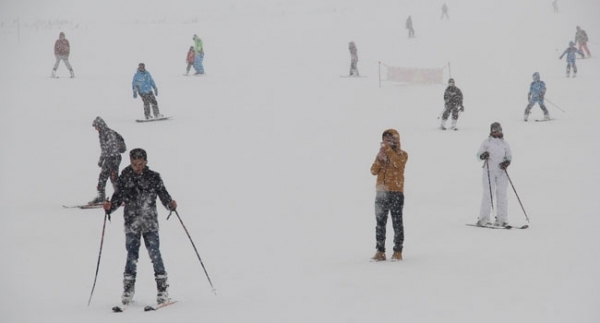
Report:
374,191,404,252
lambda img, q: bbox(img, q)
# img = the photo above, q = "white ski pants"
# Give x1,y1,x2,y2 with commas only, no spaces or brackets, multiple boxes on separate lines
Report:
479,168,508,223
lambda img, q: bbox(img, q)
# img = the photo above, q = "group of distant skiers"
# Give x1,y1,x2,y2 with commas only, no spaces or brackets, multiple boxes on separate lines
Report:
51,32,206,121
52,31,207,308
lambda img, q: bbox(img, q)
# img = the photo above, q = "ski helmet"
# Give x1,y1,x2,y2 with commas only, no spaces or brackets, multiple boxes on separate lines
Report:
569,41,575,47
448,78,455,85
532,72,540,81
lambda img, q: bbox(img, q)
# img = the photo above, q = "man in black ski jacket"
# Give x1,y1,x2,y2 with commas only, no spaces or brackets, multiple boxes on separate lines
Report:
104,148,177,306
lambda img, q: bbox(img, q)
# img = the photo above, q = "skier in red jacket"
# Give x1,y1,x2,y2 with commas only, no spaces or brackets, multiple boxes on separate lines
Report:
52,32,75,78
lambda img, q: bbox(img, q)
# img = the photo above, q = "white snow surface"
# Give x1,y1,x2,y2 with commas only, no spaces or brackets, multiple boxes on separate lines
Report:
1,0,600,322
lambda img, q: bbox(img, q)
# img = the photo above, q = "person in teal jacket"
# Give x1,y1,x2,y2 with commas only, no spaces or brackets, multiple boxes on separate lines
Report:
132,63,162,119
192,34,205,75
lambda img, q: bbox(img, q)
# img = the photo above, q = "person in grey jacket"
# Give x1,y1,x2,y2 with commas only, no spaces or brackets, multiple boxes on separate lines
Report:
90,117,123,204
104,148,177,306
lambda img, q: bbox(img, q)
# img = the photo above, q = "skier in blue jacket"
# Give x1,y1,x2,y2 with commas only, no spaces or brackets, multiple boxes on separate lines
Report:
132,63,162,120
559,41,584,78
524,72,550,122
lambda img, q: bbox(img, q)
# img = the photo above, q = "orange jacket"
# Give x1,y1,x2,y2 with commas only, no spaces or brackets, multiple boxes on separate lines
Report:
370,129,408,192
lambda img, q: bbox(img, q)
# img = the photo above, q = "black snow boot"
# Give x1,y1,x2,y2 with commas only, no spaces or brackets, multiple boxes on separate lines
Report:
121,274,136,305
155,274,169,304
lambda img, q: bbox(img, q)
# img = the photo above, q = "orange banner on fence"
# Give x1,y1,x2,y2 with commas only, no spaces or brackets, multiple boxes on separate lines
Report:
386,67,443,84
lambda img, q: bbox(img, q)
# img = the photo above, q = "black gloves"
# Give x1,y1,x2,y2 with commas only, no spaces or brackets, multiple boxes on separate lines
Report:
479,152,489,160
98,157,105,167
499,160,511,170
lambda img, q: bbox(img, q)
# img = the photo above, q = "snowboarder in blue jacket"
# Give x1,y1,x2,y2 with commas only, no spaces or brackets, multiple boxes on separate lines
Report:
132,63,162,120
559,41,584,78
524,72,550,122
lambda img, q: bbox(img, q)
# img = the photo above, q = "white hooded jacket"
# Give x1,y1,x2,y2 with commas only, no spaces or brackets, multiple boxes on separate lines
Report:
476,137,512,172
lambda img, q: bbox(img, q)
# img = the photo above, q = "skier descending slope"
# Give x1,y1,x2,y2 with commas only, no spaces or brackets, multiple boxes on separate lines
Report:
348,41,359,76
524,72,550,122
476,123,512,227
103,149,178,307
559,41,584,78
440,78,464,130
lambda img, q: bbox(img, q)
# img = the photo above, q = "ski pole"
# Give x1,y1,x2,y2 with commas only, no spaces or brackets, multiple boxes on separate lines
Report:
544,98,566,113
168,210,217,295
505,169,530,223
485,159,494,214
87,212,109,306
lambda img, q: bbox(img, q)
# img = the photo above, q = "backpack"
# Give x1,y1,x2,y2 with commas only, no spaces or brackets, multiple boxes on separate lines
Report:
115,131,127,153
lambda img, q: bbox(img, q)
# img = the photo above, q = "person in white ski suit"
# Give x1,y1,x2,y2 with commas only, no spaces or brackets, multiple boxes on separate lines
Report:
476,122,512,227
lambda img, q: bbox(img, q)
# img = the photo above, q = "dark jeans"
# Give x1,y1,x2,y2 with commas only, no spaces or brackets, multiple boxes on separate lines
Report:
375,191,405,252
124,231,166,277
97,155,121,192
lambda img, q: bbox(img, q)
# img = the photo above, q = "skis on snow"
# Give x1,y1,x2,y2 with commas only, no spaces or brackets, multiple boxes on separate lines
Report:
63,203,103,209
63,202,123,209
144,300,178,311
112,300,177,313
466,223,529,230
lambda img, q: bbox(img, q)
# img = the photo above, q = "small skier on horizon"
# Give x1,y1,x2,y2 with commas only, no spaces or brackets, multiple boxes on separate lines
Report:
348,41,359,76
524,72,550,122
440,78,464,130
441,3,449,19
559,41,584,78
406,16,415,38
51,32,75,78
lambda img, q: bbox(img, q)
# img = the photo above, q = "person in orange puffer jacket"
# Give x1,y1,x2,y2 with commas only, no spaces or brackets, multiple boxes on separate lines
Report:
370,129,408,262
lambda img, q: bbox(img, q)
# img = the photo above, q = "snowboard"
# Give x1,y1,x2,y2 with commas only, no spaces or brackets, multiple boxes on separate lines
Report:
136,116,173,123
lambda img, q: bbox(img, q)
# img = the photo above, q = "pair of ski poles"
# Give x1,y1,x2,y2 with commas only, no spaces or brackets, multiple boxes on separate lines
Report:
87,208,216,306
484,159,530,223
